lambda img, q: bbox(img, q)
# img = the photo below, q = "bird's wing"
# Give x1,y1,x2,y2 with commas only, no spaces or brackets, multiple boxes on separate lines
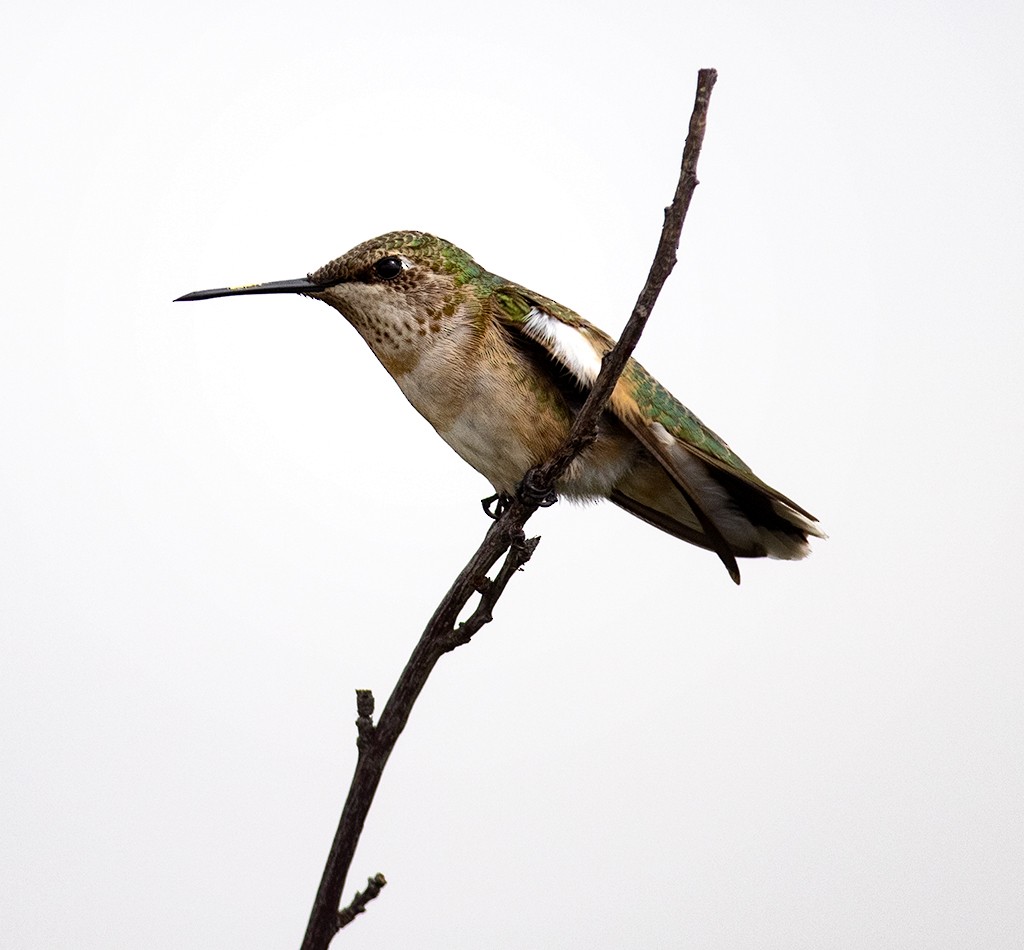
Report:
492,285,821,583
493,286,746,578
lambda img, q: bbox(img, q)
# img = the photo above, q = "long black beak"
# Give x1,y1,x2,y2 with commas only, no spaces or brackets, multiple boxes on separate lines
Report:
174,277,323,302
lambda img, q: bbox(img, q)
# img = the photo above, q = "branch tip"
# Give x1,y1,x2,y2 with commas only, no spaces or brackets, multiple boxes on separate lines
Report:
355,690,375,717
355,690,376,746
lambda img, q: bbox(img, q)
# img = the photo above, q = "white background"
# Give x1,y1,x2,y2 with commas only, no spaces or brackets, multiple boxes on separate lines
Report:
3,2,1022,947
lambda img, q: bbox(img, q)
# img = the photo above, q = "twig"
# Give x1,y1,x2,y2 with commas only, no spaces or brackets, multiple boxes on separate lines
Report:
532,68,717,488
298,68,718,950
336,874,387,931
448,532,541,649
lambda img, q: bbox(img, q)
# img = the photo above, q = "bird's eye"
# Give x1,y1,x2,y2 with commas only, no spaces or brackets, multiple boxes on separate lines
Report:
373,256,404,281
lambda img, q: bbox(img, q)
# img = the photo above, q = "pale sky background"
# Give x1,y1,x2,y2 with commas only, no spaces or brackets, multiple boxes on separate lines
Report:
2,1,1022,948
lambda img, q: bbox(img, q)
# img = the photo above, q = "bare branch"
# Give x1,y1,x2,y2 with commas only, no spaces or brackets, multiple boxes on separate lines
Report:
299,68,718,950
532,67,718,488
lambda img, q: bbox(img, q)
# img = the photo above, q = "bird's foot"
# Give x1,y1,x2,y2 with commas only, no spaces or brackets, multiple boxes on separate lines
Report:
481,492,514,519
518,471,559,509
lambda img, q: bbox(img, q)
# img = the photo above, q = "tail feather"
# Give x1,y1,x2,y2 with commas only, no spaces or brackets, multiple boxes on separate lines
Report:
611,445,823,567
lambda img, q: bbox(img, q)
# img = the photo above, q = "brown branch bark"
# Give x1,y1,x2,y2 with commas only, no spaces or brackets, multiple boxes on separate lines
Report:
298,67,718,950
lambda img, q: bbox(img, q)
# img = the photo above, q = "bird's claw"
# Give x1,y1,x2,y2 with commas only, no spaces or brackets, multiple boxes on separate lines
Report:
482,475,557,518
518,472,558,509
481,492,514,519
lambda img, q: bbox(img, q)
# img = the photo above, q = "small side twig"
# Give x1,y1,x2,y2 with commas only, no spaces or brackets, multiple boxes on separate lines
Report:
299,68,718,950
335,874,387,932
448,532,541,648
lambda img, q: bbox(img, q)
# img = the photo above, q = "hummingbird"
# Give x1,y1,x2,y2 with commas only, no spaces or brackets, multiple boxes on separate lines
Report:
176,230,823,584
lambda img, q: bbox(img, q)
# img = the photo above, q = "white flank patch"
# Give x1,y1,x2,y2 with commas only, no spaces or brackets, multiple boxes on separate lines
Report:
523,306,602,385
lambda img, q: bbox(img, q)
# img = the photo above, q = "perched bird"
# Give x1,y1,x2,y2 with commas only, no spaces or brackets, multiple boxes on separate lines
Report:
176,231,823,583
